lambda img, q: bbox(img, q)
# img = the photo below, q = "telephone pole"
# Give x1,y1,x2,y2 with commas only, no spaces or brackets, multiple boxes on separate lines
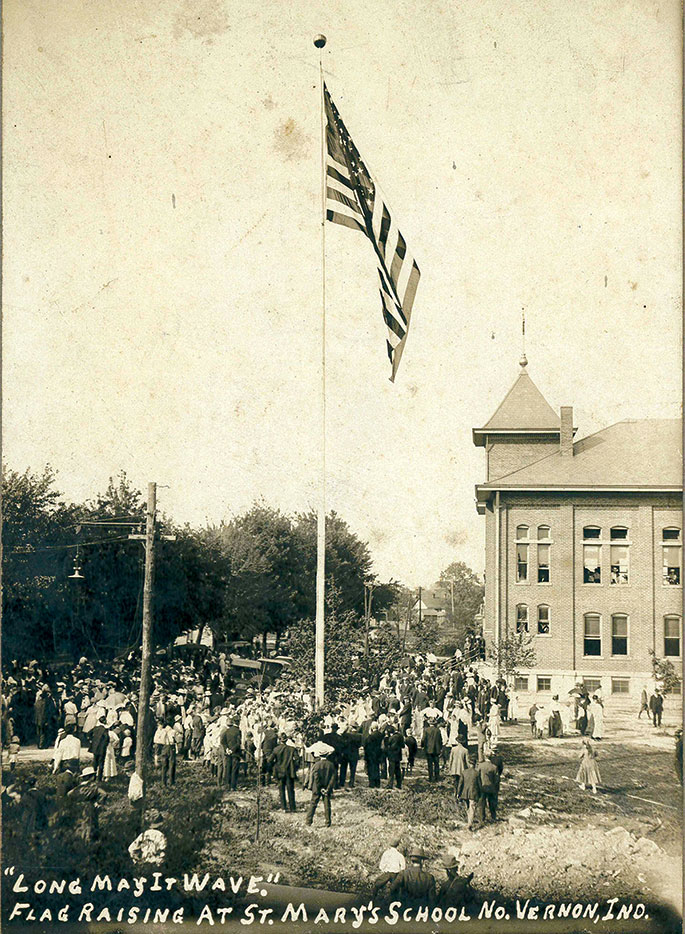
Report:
134,482,156,784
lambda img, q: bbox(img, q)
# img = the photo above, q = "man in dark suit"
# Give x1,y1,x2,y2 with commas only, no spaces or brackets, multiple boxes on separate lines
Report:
270,733,300,812
398,699,412,734
477,752,500,822
388,846,436,906
261,723,279,785
456,756,481,831
363,724,383,788
221,717,242,790
342,724,362,788
384,725,405,789
322,723,343,787
649,689,664,728
305,752,336,826
90,716,109,782
404,728,418,774
422,718,443,782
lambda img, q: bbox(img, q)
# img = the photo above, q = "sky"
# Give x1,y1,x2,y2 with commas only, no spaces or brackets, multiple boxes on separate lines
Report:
3,0,681,587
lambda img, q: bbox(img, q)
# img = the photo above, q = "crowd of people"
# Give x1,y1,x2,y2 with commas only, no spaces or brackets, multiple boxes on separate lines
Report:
2,647,681,879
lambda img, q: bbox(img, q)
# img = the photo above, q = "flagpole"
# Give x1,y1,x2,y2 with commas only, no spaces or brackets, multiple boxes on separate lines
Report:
314,34,327,708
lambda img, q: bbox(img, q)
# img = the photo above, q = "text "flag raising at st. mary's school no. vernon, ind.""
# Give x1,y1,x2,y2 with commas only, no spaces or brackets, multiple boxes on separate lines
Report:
324,85,421,382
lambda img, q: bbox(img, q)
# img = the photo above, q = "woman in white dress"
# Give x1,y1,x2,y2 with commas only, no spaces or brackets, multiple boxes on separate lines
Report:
488,704,501,744
103,729,119,781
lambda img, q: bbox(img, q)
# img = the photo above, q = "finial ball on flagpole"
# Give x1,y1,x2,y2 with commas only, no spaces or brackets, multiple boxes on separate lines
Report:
313,34,327,48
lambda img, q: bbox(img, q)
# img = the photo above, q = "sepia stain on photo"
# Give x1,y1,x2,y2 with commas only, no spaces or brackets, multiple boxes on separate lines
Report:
1,1,682,933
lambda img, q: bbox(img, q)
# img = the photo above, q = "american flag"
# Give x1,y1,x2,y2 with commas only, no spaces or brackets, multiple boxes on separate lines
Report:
324,85,420,382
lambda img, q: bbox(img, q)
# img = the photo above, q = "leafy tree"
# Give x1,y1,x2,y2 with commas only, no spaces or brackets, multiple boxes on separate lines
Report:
2,465,79,659
284,609,402,703
649,650,682,693
219,503,305,645
488,631,537,679
410,616,440,653
293,510,373,618
438,561,484,644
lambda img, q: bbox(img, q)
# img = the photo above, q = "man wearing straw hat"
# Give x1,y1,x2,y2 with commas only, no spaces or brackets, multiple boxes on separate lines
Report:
305,742,336,827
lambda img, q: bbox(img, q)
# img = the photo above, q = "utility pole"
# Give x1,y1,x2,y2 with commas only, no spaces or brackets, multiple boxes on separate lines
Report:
134,482,156,784
418,586,423,625
363,581,374,657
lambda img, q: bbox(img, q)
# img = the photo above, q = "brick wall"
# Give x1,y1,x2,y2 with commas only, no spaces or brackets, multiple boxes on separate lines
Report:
486,435,559,481
480,490,682,695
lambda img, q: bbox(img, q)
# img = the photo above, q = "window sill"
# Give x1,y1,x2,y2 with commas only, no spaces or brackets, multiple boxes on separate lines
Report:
536,633,552,638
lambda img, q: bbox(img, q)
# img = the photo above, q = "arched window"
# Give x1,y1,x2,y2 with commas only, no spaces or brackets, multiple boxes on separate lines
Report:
664,616,681,657
537,526,551,583
662,529,681,586
583,614,601,656
516,525,529,582
610,528,630,585
611,614,628,656
537,605,550,635
516,604,529,633
583,528,602,584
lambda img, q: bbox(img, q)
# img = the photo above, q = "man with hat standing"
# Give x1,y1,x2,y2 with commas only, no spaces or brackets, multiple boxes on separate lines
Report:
221,715,242,791
270,732,300,812
422,715,443,782
456,755,482,831
90,711,109,782
305,745,336,826
388,845,436,906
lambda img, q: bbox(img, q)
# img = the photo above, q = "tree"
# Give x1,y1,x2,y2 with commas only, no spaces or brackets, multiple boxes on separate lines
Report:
410,616,440,653
293,510,373,618
488,632,537,680
284,608,402,702
2,465,79,659
438,561,484,645
219,503,305,646
649,650,682,693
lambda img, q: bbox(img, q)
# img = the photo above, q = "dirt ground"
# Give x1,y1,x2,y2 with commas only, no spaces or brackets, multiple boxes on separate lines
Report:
3,716,682,926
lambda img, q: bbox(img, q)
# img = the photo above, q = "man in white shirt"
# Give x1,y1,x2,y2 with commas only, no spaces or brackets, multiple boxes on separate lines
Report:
372,836,406,895
53,725,82,773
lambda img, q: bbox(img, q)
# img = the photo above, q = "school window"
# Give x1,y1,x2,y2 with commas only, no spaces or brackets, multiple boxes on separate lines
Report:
514,676,529,691
583,527,601,583
516,604,529,634
583,677,602,693
611,678,630,694
662,529,681,585
537,526,551,583
664,616,681,657
536,676,551,692
610,546,629,584
583,614,601,656
664,679,682,695
516,525,529,582
537,604,550,635
583,544,601,584
611,615,628,656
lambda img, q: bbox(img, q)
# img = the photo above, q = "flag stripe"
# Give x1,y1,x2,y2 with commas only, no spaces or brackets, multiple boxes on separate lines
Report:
323,84,420,380
326,209,365,232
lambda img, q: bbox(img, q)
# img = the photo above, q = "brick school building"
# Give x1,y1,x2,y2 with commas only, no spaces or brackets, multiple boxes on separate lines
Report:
473,356,682,701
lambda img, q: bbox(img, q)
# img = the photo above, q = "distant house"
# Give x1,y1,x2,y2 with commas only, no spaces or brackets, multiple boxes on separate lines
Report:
411,588,449,627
